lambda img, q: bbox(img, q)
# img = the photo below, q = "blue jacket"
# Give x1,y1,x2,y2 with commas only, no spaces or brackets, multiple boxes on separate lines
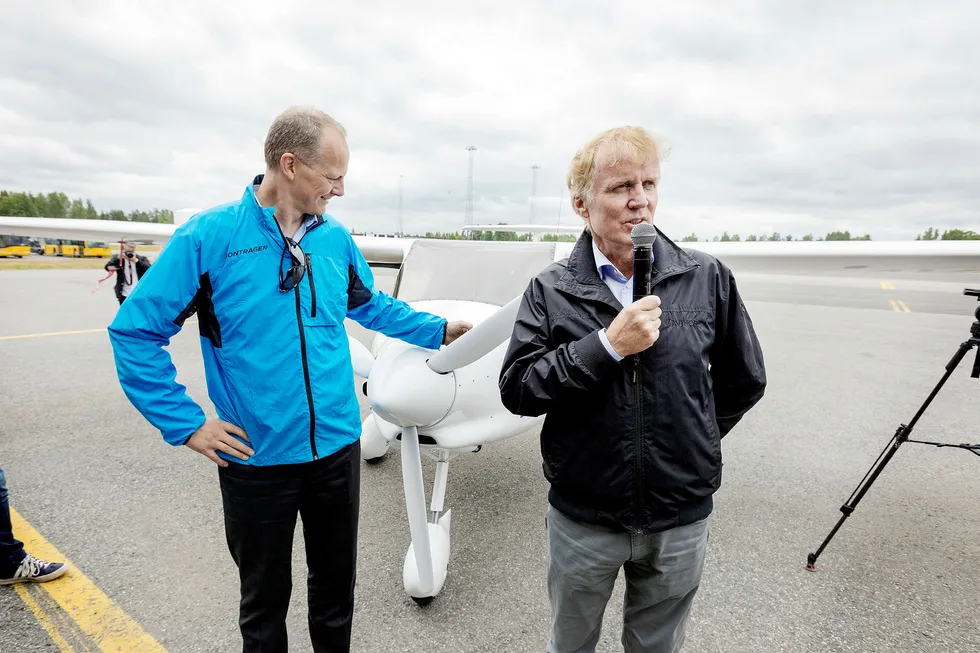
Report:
108,177,447,465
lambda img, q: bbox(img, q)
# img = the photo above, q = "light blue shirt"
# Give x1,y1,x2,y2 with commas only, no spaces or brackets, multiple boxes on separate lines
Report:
593,240,634,362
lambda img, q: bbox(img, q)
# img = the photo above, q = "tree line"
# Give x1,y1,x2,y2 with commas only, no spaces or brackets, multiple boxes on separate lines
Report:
680,230,871,242
915,227,980,240
5,189,977,240
0,190,173,224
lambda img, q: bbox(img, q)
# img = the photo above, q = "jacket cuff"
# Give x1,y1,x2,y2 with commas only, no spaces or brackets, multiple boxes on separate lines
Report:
573,329,622,380
597,328,624,362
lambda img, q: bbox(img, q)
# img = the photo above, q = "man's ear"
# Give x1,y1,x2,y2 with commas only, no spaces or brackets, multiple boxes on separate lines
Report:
280,153,299,180
572,195,588,219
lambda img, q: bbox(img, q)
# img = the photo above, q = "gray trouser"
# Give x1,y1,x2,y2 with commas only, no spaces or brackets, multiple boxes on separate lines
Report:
545,505,710,653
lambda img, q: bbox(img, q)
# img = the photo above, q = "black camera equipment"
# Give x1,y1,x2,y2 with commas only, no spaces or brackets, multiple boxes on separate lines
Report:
805,288,980,571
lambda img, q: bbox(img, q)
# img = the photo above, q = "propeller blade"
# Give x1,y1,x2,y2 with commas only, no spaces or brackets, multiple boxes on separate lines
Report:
348,334,374,378
426,294,522,374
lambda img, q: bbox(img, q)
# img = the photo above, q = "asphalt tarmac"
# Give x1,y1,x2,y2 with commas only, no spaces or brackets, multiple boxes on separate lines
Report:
1,256,980,653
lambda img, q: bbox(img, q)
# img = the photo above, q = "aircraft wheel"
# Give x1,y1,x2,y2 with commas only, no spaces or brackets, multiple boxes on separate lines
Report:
411,596,434,607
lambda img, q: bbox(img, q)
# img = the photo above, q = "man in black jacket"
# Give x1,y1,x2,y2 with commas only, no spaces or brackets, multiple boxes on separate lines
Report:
105,244,151,305
499,126,766,653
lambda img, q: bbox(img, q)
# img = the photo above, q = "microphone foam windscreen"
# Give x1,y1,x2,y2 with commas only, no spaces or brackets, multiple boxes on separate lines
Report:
630,222,658,247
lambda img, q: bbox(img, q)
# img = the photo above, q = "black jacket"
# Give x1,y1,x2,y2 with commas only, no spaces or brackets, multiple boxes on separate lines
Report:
105,254,151,300
499,229,766,534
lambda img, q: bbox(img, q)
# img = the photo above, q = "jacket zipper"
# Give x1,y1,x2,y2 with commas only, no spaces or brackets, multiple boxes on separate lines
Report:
271,216,322,462
306,254,317,319
293,285,318,460
632,355,643,529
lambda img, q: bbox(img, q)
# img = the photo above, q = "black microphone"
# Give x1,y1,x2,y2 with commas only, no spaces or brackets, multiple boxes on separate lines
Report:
630,223,657,302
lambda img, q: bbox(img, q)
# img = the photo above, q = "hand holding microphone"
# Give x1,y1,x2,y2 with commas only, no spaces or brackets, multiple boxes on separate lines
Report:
607,295,662,357
606,223,662,358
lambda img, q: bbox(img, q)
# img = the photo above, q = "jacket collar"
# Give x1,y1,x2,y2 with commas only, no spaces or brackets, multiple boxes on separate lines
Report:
244,174,324,242
556,227,699,308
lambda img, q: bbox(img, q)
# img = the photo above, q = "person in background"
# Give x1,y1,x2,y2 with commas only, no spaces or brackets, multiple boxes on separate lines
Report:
105,243,151,305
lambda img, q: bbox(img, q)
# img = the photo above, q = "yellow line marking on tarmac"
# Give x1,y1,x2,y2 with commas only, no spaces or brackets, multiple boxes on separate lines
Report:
880,280,896,290
897,300,911,312
0,320,197,341
34,584,97,652
13,584,76,653
10,507,168,652
0,327,106,341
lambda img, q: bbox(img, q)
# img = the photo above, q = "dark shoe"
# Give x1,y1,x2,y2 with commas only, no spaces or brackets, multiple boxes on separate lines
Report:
0,554,69,585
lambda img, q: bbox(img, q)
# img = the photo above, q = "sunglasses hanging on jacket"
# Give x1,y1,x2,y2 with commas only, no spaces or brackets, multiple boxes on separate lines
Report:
279,237,317,317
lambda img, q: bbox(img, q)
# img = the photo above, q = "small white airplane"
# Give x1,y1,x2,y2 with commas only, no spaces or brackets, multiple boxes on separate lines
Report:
3,211,980,604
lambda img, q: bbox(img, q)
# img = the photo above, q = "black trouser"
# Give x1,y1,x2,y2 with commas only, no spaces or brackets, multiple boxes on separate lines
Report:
218,441,360,653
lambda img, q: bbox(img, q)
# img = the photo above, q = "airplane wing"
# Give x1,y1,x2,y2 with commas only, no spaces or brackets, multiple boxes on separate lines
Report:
4,215,980,274
0,216,177,244
0,214,416,269
463,223,583,235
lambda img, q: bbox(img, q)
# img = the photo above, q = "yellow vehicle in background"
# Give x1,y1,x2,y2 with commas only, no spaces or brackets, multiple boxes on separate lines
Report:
81,241,113,257
42,240,113,257
0,235,31,258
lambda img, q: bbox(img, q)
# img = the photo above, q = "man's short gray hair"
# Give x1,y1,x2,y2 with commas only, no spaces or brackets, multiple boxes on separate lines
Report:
263,106,347,169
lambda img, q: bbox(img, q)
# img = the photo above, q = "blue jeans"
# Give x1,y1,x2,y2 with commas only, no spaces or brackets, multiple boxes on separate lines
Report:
0,467,27,574
546,505,710,653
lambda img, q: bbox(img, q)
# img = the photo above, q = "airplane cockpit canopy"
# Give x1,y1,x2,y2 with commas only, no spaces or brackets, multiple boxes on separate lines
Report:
393,239,558,306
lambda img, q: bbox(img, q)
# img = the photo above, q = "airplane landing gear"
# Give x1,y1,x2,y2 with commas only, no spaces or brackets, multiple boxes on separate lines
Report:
401,426,453,604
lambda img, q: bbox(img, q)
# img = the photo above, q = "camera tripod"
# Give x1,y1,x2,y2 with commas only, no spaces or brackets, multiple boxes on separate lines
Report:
805,288,980,572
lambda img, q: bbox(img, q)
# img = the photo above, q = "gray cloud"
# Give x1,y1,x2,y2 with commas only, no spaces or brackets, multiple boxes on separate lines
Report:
1,0,978,240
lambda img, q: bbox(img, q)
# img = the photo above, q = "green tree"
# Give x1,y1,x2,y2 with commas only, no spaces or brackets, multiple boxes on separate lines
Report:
0,192,40,216
681,233,698,242
941,229,980,240
69,199,87,219
45,192,70,218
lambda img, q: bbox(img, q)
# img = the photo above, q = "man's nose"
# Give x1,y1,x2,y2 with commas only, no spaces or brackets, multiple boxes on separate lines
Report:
333,180,345,197
627,188,647,208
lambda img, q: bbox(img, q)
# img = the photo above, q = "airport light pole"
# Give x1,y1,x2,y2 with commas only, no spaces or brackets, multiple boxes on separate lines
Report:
398,174,404,237
530,164,539,224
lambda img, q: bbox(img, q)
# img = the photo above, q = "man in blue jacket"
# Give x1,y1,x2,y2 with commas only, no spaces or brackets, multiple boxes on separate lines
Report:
108,106,471,653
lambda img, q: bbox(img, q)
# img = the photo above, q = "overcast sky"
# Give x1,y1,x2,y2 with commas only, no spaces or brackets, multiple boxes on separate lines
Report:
2,0,978,240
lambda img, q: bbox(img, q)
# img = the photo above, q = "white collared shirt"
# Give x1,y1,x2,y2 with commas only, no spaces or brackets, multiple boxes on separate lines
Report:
121,257,138,297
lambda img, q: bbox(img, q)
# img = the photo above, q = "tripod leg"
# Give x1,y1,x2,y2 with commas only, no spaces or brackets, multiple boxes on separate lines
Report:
805,339,975,571
805,430,904,571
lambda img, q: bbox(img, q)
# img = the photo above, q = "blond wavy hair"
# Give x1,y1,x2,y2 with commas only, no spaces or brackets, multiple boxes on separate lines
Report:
566,126,666,208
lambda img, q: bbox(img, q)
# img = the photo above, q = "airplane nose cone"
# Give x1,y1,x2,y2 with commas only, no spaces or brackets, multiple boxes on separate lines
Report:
368,342,456,428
